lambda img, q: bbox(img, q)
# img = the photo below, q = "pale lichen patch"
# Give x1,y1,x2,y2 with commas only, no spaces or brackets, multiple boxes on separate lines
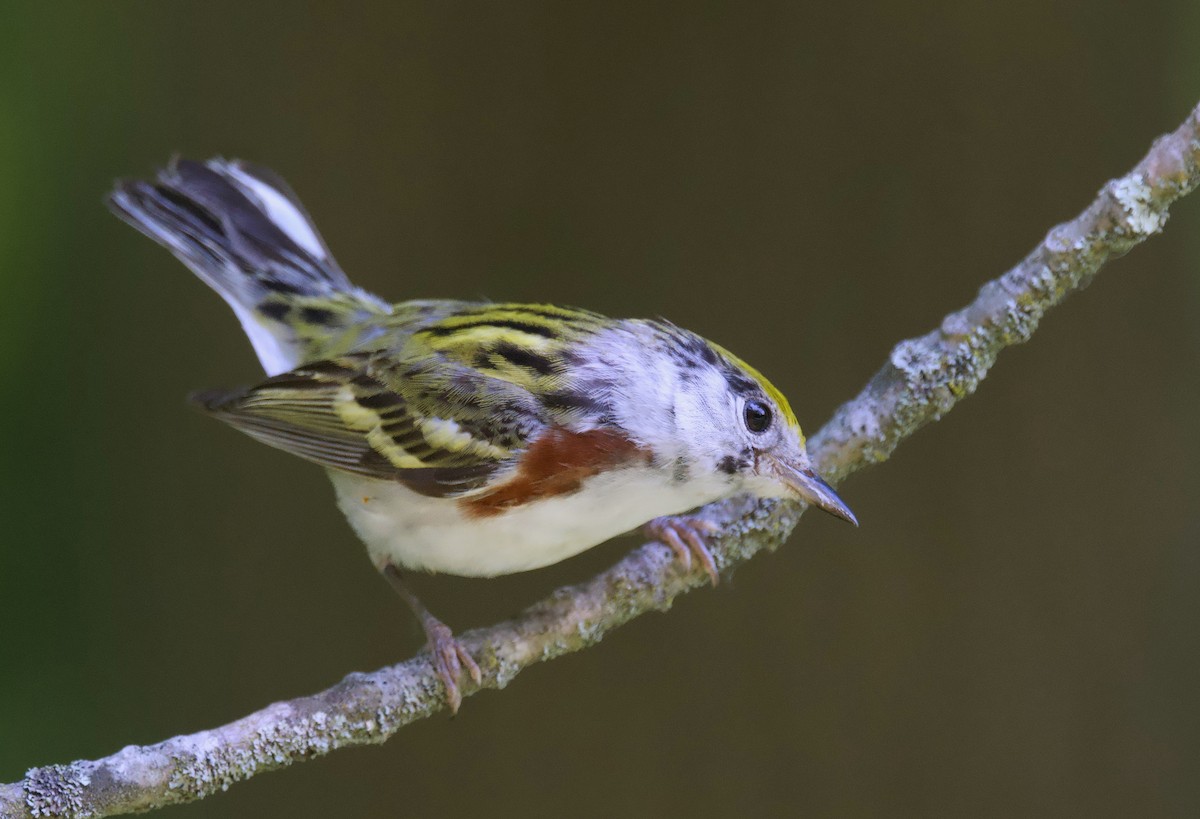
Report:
165,706,390,801
889,337,942,382
1111,174,1168,235
25,763,92,818
490,654,523,689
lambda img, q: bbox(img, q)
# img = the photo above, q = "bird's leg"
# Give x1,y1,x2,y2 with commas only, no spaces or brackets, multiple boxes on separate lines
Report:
642,515,721,587
380,561,481,714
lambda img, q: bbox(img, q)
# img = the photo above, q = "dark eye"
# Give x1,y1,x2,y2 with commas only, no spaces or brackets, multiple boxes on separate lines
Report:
743,399,772,433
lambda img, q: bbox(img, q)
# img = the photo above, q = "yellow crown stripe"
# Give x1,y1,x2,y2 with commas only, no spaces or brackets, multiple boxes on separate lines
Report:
708,343,803,440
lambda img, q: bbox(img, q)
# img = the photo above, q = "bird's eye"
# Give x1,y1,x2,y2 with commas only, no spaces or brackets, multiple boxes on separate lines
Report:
743,399,772,433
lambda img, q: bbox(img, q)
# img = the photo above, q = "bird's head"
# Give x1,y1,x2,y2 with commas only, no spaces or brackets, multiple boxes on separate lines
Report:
662,333,857,526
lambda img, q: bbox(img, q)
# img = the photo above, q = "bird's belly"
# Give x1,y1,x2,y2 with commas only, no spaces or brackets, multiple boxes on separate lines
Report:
327,468,726,577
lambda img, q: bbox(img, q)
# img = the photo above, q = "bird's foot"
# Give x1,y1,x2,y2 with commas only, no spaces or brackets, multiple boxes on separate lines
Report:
643,515,721,587
379,561,481,714
419,613,482,715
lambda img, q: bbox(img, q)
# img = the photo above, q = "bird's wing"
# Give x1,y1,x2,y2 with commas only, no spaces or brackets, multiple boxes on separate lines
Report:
193,352,547,497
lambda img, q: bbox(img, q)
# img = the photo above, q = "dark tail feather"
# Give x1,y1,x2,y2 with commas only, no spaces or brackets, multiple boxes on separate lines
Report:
107,157,354,299
108,157,386,374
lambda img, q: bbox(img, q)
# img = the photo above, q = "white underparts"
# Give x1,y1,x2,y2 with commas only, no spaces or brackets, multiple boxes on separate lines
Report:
328,465,729,577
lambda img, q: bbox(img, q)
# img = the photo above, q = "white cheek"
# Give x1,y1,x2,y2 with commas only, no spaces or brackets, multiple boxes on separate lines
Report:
744,472,790,499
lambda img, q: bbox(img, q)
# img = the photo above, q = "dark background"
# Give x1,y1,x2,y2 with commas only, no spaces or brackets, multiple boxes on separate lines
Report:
3,2,1199,817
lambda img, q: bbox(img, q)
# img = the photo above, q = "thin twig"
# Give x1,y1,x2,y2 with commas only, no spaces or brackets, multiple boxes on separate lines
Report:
4,100,1199,819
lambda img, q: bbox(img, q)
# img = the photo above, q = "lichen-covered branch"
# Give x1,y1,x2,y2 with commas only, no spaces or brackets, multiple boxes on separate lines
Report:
4,100,1200,819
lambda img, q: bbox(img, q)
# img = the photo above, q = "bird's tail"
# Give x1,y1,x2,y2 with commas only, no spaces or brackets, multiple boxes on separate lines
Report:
108,158,390,375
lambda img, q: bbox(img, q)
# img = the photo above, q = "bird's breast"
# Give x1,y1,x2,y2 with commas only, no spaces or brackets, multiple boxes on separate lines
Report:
328,465,728,577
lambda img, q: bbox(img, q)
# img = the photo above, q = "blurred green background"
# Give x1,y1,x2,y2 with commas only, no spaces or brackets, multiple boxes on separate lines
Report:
3,2,1200,817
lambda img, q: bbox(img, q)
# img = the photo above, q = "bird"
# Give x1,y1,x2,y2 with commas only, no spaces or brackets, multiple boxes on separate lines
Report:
107,157,857,712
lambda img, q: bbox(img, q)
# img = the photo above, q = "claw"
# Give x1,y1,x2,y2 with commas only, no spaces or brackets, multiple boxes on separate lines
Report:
644,515,721,587
380,561,480,714
424,617,480,714
660,526,692,571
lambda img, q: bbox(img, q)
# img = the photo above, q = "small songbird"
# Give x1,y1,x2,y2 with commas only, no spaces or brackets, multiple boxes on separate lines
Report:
108,158,856,711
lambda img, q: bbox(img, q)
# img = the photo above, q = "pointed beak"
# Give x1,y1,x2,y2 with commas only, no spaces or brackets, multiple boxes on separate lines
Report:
769,458,858,526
